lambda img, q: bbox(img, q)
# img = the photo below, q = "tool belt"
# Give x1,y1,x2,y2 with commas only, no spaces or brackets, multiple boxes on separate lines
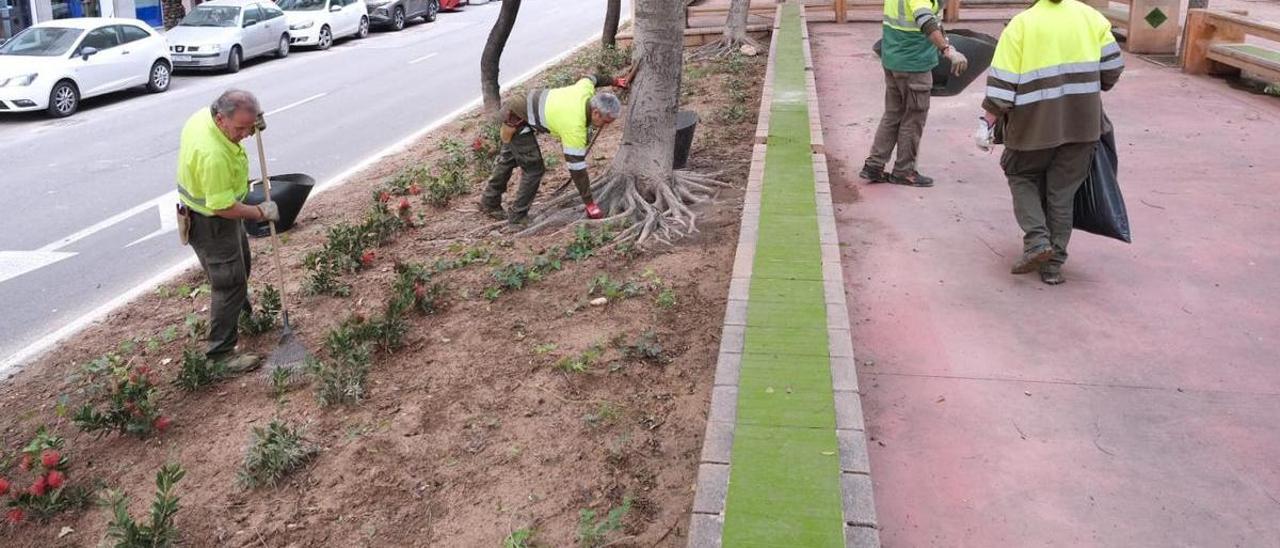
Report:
176,203,192,246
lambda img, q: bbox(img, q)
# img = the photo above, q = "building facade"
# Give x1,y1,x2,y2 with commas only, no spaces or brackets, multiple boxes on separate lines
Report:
1,0,181,40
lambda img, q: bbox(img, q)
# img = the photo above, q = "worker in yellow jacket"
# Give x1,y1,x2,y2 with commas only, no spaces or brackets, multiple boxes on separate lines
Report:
976,0,1124,284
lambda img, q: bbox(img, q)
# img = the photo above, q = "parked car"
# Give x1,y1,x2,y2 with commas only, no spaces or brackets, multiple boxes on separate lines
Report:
366,0,436,31
0,17,171,117
438,0,465,9
279,0,369,50
165,0,289,73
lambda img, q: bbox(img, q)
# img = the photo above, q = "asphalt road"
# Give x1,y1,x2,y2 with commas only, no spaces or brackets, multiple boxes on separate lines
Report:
0,0,627,370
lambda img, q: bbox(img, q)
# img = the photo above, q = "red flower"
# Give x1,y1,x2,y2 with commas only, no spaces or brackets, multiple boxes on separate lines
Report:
360,250,376,267
0,477,10,496
153,416,172,433
128,372,140,385
472,137,485,152
28,475,47,497
18,454,31,472
45,470,65,490
6,508,23,525
378,191,391,204
398,198,411,211
413,283,427,300
40,450,60,469
408,184,421,196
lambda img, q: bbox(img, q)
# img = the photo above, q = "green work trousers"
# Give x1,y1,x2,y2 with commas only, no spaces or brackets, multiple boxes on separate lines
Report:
189,213,252,358
482,130,546,217
1001,141,1095,267
865,69,933,176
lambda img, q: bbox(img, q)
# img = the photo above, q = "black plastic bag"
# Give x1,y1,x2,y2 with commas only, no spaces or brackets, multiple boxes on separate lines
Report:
1072,131,1132,243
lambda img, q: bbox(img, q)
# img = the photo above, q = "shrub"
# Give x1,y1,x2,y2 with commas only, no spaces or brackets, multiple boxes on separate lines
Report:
388,262,446,317
102,463,185,548
308,320,372,406
716,104,748,124
1,427,87,524
173,347,228,392
577,497,632,547
238,420,317,489
74,364,169,438
655,288,678,310
565,224,615,262
621,330,669,365
239,284,281,336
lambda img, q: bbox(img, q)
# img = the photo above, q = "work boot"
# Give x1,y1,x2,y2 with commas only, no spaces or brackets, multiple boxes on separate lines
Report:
859,163,889,184
479,201,507,220
888,171,934,187
1039,265,1065,285
1011,245,1054,275
507,212,530,228
218,353,262,375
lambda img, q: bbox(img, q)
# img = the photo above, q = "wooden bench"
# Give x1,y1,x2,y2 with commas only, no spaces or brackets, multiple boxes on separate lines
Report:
1183,9,1280,85
1083,0,1181,54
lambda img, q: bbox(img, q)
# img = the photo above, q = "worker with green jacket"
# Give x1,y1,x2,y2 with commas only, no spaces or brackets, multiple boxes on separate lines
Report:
860,0,969,187
976,0,1124,284
176,89,279,372
481,73,629,225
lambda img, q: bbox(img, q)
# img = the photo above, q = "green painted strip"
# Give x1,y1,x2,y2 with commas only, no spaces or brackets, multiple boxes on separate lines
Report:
1219,43,1280,64
721,3,846,547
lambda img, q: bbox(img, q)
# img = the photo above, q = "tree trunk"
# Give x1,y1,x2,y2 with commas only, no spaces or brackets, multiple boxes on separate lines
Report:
602,0,622,48
611,0,683,196
724,0,750,42
480,0,522,112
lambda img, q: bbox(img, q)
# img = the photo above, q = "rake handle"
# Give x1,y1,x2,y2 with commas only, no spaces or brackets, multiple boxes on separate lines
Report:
253,128,292,326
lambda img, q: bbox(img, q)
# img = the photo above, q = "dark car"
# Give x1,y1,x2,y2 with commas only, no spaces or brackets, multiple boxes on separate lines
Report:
366,0,437,30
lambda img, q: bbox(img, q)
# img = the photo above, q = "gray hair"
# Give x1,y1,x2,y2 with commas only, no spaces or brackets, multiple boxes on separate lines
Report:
210,89,261,118
589,92,622,119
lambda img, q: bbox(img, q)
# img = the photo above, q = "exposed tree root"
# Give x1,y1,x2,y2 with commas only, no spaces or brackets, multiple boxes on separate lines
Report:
691,35,763,61
516,169,726,247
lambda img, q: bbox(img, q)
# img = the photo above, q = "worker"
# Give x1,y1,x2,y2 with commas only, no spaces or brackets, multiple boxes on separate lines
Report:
975,0,1123,285
480,72,629,225
859,0,969,187
176,89,279,371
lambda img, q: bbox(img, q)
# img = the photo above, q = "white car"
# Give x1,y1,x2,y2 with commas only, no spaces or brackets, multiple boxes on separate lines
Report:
166,0,290,73
279,0,369,50
0,18,171,117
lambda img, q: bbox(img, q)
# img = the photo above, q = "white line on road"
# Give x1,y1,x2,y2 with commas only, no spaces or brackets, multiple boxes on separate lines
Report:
1,25,620,374
409,53,439,65
267,92,329,116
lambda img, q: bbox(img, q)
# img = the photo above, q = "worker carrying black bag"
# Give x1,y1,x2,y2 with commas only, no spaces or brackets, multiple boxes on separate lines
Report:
1072,129,1132,244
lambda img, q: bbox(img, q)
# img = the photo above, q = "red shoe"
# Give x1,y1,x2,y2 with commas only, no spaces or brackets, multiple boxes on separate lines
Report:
585,202,604,220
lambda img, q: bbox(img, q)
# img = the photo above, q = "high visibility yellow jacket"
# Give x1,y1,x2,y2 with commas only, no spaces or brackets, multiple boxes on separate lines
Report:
881,0,943,72
983,0,1124,150
884,0,941,33
176,108,249,216
526,77,599,171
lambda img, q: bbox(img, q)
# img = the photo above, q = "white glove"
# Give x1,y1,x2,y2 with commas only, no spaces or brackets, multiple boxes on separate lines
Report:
974,118,995,152
257,201,280,223
943,47,969,76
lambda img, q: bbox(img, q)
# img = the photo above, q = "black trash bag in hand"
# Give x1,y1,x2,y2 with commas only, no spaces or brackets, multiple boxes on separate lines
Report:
1072,130,1132,243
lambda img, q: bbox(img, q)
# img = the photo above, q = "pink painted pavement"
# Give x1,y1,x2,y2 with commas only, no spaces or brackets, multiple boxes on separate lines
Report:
811,20,1280,547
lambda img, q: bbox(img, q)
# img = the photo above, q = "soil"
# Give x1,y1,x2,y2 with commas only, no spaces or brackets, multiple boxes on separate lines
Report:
0,45,765,548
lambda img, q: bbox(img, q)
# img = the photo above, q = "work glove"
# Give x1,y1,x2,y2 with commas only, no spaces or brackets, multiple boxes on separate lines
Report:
257,201,280,223
584,201,604,220
943,46,969,76
613,76,629,89
974,118,995,152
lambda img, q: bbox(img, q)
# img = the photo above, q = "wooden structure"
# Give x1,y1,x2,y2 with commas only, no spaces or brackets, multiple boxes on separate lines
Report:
617,23,773,47
1182,9,1280,84
1081,0,1182,53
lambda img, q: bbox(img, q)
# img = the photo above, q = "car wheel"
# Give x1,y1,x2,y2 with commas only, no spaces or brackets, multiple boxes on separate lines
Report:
357,16,369,38
318,25,333,49
47,80,79,118
425,0,438,21
276,34,290,58
226,46,242,73
147,60,171,93
391,6,405,30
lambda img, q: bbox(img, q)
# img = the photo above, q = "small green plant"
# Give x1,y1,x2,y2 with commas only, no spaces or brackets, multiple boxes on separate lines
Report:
719,51,747,74
353,312,408,353
482,287,502,301
433,245,493,272
621,330,669,365
533,342,558,355
389,262,446,316
577,497,632,547
655,288,677,310
583,402,622,428
555,344,604,374
588,274,644,302
237,419,317,489
308,322,372,406
102,463,185,548
565,224,615,262
74,364,170,438
183,313,207,340
716,103,749,124
173,347,228,392
504,527,537,548
238,284,282,335
269,366,295,401
1,427,88,524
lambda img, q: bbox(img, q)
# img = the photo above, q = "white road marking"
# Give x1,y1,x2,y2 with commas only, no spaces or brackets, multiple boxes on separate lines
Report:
409,52,439,64
0,251,78,284
1,22,624,373
126,194,181,248
267,92,328,116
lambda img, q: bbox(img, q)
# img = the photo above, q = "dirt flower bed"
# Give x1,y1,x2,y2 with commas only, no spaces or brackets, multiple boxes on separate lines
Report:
0,45,764,547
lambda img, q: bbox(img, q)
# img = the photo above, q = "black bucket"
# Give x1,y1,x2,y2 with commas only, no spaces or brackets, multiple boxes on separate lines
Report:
673,110,699,169
871,29,998,97
243,173,316,238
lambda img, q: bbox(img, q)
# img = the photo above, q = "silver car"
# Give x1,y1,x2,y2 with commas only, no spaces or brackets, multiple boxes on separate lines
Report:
165,0,290,73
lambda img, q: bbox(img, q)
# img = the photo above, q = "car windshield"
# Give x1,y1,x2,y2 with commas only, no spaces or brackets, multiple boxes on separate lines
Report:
0,27,84,57
179,5,242,27
276,0,326,10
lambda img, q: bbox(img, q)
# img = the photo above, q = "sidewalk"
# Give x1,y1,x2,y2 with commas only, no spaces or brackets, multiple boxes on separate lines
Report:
812,20,1280,547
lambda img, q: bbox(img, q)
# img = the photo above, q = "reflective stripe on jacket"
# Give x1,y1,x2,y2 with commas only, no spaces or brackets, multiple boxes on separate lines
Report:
526,77,596,165
176,109,249,217
983,0,1124,150
884,0,941,33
